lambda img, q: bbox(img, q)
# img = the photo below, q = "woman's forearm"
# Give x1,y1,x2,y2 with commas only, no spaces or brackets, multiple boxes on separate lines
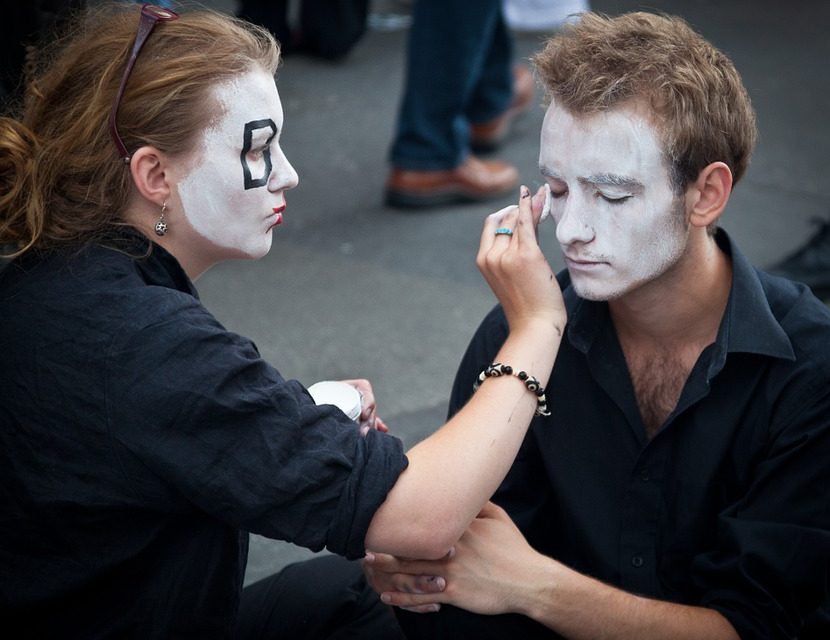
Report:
365,320,562,559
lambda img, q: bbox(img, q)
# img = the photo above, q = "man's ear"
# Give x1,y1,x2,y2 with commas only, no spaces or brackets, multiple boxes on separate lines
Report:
129,146,172,207
685,161,733,229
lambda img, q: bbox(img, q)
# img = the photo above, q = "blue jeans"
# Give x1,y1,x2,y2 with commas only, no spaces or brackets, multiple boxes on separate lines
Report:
389,0,514,170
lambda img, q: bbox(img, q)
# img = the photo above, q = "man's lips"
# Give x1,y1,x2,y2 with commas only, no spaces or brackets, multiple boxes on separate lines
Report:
564,255,606,269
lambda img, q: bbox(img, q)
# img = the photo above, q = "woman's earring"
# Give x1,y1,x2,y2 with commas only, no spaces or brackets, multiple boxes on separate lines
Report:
154,201,168,237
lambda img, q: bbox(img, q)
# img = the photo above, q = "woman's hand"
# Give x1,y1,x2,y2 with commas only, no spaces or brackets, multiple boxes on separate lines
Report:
339,378,389,435
477,185,566,337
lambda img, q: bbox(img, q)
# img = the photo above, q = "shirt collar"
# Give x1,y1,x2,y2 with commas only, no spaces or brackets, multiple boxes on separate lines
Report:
709,228,794,364
564,228,795,370
105,227,199,299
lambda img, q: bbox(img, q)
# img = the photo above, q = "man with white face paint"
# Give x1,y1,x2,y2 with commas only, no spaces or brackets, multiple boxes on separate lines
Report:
364,12,830,639
541,100,691,304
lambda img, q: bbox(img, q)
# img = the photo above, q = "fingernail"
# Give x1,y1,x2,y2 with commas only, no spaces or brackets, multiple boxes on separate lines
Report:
380,593,391,604
521,185,530,198
364,552,375,562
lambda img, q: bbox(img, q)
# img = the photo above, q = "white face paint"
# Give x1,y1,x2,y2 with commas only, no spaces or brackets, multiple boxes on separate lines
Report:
540,183,552,222
539,100,689,301
176,69,298,262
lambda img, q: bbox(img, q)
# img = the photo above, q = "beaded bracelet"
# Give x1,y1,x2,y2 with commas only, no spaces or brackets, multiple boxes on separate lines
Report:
472,362,551,417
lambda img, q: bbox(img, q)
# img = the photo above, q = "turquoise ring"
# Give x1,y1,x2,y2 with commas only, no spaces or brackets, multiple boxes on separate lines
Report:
494,227,514,236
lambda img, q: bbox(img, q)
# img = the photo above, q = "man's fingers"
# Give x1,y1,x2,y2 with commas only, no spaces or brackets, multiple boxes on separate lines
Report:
363,551,405,570
399,604,442,614
366,554,448,577
381,590,446,609
409,574,445,594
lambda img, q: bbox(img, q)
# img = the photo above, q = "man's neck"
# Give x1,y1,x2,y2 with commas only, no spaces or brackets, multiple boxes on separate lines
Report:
608,229,732,437
609,230,732,352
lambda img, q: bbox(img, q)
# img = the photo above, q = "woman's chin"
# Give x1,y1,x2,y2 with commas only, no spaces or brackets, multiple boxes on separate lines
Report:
246,235,274,260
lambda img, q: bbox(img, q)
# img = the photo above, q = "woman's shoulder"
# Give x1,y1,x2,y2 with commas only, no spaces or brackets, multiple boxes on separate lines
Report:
1,240,212,339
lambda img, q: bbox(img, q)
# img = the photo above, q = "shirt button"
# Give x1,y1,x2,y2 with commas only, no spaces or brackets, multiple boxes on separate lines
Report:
639,469,650,482
631,555,644,568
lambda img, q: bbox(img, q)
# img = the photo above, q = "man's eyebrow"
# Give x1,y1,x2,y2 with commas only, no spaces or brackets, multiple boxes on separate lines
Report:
539,166,644,191
579,174,644,190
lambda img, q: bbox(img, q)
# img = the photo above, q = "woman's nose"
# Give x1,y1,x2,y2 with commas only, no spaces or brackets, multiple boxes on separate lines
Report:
268,148,299,192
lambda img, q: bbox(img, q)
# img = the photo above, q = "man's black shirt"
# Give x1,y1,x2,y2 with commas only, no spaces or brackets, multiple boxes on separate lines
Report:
450,230,830,638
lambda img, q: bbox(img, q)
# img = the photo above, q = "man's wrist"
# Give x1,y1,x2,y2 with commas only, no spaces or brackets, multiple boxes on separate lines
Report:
514,555,565,622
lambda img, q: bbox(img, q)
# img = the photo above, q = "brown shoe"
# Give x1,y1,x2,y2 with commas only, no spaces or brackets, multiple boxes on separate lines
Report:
385,155,519,208
470,64,535,152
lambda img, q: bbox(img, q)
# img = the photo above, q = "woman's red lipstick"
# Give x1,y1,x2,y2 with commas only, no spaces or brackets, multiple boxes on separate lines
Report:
272,205,285,227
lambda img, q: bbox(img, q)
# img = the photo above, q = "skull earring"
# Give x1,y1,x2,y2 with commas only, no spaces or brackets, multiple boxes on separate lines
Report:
154,201,168,236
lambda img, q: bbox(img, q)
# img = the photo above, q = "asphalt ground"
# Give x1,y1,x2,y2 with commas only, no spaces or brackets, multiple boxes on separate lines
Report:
95,0,830,584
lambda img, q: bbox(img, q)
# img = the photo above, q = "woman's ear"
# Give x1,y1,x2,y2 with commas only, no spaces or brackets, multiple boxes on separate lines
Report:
129,146,172,207
685,161,733,229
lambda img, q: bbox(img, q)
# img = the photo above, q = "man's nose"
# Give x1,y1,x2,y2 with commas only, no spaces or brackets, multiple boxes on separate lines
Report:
555,194,594,245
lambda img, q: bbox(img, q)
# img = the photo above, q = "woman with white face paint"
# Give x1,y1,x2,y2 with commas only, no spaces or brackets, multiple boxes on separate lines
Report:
0,3,565,637
160,68,300,274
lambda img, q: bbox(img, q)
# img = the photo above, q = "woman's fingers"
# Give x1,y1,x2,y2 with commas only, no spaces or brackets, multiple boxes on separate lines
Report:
477,185,537,273
478,203,518,259
475,184,565,334
514,183,551,249
339,378,391,433
479,184,545,255
477,185,529,271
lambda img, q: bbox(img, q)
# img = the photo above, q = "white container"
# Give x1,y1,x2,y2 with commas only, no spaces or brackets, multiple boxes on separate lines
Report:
307,381,362,422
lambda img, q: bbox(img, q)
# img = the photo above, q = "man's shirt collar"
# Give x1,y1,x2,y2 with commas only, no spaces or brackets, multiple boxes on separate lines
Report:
563,228,795,374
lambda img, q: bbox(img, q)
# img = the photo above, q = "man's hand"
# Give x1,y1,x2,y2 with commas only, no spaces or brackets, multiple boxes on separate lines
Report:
362,550,447,613
363,502,545,615
364,503,740,640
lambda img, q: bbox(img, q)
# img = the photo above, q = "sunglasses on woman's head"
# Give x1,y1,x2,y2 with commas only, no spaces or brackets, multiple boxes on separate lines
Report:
109,4,179,163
